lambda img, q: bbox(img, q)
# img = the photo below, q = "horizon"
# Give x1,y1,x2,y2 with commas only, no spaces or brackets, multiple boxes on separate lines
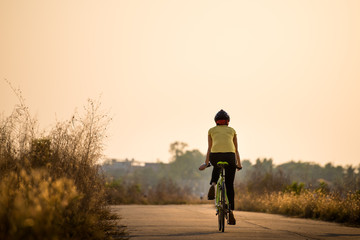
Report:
103,152,358,168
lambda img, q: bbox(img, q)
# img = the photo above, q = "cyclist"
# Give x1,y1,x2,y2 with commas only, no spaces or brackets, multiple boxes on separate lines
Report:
199,109,242,225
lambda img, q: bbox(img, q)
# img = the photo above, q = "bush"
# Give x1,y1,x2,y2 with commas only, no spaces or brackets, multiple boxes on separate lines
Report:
147,178,192,204
105,177,194,205
105,180,148,205
0,95,126,240
235,187,360,226
0,169,81,239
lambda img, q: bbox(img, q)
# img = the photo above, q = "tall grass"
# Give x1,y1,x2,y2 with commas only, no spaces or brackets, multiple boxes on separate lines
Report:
0,169,80,239
235,187,360,226
0,89,126,240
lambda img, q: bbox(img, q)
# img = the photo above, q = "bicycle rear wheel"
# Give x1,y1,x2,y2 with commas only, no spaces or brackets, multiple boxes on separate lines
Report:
217,187,225,232
221,182,226,232
218,209,222,231
217,189,223,231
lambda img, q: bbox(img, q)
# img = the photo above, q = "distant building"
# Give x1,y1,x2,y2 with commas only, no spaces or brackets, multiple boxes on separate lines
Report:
102,158,134,173
144,162,163,171
112,159,132,170
102,158,149,174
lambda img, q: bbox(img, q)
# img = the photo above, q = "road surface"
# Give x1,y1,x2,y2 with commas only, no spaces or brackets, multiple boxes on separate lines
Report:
111,204,360,240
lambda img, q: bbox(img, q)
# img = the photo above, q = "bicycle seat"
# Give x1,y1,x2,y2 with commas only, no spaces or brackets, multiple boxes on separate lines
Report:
217,161,229,167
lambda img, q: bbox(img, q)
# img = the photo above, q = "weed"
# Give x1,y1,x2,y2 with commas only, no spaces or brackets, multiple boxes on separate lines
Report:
0,94,126,240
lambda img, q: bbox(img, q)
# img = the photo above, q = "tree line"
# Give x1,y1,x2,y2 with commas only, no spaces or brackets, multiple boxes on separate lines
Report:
104,141,360,203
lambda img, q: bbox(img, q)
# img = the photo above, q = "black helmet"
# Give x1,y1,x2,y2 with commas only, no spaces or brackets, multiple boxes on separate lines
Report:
214,109,230,122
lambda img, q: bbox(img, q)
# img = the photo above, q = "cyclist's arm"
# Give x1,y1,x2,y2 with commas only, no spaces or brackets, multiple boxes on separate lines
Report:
233,134,242,170
205,135,212,166
199,135,212,170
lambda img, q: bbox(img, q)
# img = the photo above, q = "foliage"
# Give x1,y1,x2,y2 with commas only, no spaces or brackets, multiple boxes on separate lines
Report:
0,94,126,240
169,141,188,161
285,182,305,195
238,158,360,195
235,189,360,226
234,158,360,225
147,178,192,204
101,132,360,226
104,142,211,204
106,179,147,205
0,169,82,240
244,158,290,193
105,178,194,205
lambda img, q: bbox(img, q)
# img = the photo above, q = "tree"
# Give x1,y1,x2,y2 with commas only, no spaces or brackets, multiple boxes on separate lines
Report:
169,141,188,161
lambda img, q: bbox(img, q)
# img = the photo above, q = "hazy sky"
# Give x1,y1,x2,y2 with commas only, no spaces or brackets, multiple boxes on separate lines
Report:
1,0,359,166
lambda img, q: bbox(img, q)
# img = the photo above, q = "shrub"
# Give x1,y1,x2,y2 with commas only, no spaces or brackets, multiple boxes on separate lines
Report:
0,94,126,240
147,178,192,204
0,169,81,239
235,188,360,226
285,182,305,195
105,177,194,205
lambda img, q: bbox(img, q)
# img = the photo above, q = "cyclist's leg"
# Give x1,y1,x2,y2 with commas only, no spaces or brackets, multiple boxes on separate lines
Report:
209,153,221,185
224,154,237,225
225,168,236,210
208,153,220,200
224,153,236,210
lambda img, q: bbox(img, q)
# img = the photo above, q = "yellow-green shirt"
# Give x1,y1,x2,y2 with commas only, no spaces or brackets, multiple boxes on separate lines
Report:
208,125,236,153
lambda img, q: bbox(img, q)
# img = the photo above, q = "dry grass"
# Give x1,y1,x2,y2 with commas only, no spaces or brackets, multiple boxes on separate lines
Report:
0,169,80,239
0,90,127,240
235,189,360,226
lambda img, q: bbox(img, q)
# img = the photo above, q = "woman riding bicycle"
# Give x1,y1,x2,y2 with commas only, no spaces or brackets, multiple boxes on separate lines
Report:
199,109,242,225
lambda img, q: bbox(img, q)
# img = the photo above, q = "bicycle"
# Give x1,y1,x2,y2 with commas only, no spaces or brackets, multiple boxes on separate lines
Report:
200,161,241,232
216,161,230,232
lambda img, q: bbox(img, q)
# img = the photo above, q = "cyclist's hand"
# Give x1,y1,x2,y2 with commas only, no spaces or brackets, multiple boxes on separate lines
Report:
236,165,242,171
199,163,207,171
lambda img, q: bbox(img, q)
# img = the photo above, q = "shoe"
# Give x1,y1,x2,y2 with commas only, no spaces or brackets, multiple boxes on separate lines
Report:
208,185,215,200
228,211,236,225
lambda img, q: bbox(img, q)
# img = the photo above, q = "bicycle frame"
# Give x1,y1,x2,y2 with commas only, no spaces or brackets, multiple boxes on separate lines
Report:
215,167,229,208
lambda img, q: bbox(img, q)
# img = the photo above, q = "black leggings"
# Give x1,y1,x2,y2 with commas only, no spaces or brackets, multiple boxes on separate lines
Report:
209,152,236,210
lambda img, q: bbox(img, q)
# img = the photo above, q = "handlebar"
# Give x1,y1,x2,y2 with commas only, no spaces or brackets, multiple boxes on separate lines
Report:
205,162,242,170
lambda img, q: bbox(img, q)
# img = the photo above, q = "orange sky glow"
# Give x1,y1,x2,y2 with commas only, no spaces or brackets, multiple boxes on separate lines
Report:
1,0,360,166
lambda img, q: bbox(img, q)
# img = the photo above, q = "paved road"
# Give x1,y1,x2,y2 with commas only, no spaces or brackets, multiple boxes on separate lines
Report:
112,204,360,240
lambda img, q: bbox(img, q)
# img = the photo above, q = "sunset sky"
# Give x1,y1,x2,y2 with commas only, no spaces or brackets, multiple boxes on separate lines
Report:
1,0,359,166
